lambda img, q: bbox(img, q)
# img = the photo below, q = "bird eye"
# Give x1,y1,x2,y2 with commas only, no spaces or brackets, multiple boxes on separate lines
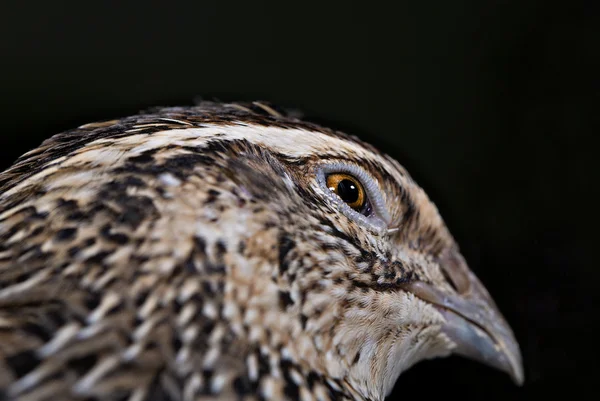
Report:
326,173,366,212
316,162,391,234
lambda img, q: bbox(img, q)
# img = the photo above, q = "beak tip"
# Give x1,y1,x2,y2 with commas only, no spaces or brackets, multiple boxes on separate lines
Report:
507,351,525,386
436,306,525,387
513,372,525,387
496,325,525,386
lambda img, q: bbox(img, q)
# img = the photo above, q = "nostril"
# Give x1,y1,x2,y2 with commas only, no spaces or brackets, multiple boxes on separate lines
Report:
441,267,459,292
438,249,471,295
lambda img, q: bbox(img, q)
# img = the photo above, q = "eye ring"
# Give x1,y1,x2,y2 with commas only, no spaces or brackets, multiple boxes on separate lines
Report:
315,162,390,234
325,173,366,211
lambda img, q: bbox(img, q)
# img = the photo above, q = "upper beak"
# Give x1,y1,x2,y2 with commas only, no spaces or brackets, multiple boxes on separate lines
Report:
401,249,524,385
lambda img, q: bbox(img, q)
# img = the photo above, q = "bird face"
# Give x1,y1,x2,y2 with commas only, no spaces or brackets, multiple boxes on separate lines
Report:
0,102,522,401
233,122,524,398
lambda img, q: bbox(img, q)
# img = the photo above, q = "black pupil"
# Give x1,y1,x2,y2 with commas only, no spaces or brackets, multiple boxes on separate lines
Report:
337,179,360,204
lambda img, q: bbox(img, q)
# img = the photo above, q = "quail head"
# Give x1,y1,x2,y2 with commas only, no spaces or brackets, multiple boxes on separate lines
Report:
0,101,523,401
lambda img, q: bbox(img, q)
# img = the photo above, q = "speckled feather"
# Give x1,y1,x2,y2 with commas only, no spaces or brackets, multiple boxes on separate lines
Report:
0,102,479,401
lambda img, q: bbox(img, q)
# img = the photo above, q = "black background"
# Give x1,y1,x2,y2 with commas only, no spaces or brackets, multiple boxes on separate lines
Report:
0,1,597,400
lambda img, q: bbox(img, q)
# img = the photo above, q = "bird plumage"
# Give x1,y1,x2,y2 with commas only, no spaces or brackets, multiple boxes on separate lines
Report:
0,101,522,401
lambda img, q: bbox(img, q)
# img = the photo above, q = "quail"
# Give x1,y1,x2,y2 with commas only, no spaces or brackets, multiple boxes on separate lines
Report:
0,101,523,401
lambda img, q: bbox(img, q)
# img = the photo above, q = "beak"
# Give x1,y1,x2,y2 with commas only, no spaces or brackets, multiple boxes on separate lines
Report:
401,249,524,385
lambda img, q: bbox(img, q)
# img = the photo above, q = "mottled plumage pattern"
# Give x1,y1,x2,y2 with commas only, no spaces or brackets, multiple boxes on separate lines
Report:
0,102,522,401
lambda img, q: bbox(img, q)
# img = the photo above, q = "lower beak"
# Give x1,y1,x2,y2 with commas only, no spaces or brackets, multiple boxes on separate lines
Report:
401,249,524,385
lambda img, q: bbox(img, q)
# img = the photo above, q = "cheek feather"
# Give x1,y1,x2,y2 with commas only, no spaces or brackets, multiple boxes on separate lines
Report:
334,291,453,398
